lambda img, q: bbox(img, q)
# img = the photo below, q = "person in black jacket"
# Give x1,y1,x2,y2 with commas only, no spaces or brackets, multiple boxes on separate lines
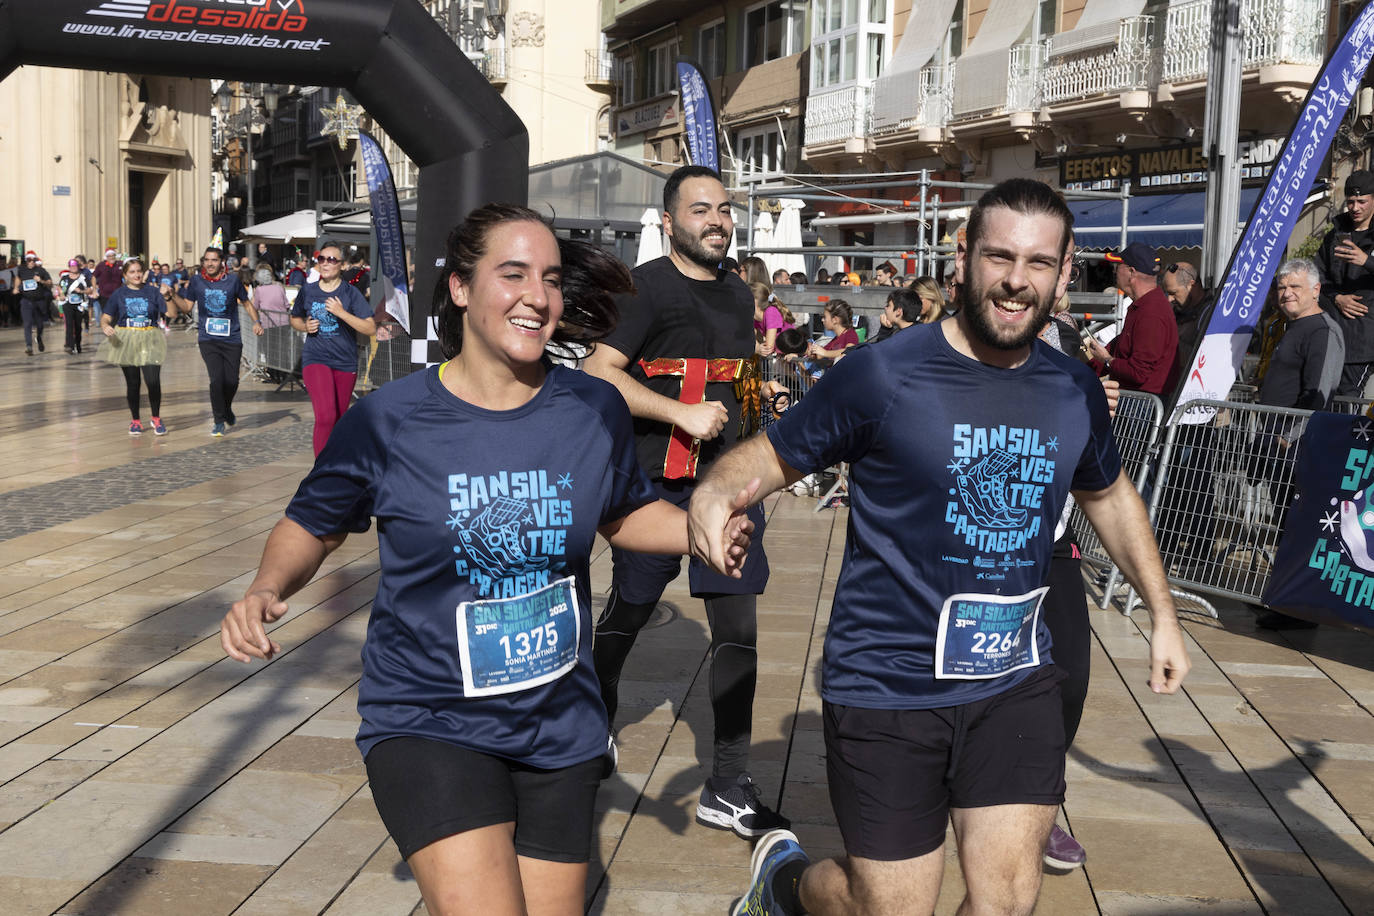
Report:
1314,170,1374,395
17,252,53,356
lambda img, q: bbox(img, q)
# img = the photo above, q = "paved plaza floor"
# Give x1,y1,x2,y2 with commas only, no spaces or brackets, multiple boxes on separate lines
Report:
0,325,1371,915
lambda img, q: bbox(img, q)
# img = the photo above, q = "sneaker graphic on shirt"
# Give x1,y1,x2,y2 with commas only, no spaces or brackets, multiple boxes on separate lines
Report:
955,449,1027,529
455,495,551,580
697,774,791,839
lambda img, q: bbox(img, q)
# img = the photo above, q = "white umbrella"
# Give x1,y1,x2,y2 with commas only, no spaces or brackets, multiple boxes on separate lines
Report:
773,199,808,278
636,207,664,266
752,210,775,260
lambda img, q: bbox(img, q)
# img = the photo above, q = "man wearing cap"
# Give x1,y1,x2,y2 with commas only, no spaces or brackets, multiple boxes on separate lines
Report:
1085,241,1178,396
17,252,53,356
1314,169,1374,396
93,249,123,327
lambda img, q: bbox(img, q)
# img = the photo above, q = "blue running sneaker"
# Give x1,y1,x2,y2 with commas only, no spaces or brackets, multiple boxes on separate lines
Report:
150,416,167,436
732,829,808,916
211,422,226,437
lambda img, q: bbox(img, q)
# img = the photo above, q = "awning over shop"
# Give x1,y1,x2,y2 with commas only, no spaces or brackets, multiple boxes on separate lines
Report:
1069,188,1261,249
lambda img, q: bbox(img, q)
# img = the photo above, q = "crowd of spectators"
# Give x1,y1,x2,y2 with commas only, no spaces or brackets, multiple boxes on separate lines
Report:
0,240,406,355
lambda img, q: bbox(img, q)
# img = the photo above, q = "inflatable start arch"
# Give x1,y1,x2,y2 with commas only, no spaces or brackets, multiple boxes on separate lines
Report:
0,0,529,358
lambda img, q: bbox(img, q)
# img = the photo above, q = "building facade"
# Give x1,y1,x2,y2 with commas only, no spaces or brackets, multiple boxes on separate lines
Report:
602,0,810,187
804,0,1335,254
0,67,212,265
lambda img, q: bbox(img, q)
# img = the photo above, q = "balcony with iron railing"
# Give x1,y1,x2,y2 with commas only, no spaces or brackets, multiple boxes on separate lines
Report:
586,49,616,87
472,46,508,84
1006,41,1050,114
870,62,956,139
803,81,873,148
1034,16,1157,108
1163,0,1326,84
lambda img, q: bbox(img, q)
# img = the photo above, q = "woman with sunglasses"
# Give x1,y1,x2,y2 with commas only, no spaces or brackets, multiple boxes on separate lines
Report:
291,241,376,454
222,204,753,916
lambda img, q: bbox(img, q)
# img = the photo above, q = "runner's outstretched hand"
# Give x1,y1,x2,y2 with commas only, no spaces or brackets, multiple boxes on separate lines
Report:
221,589,287,662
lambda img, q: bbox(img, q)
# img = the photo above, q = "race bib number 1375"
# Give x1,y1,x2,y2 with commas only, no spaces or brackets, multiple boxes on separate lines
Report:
455,575,581,697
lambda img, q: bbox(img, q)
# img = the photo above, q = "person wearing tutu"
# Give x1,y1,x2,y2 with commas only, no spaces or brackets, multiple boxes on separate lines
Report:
100,258,174,436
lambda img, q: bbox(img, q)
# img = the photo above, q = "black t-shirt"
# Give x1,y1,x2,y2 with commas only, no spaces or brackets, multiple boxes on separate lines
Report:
1259,311,1345,411
17,266,51,299
600,256,755,477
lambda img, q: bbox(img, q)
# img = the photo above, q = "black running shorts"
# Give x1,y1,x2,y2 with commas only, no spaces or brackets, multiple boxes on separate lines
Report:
823,664,1067,861
365,736,602,862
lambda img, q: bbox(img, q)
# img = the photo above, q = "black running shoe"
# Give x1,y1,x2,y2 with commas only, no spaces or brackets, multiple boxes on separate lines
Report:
599,731,617,780
697,774,790,838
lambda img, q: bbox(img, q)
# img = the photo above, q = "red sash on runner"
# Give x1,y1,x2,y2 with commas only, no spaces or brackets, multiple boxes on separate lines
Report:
638,357,744,479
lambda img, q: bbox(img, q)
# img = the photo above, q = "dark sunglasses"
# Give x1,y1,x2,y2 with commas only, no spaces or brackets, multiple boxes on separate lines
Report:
315,255,342,264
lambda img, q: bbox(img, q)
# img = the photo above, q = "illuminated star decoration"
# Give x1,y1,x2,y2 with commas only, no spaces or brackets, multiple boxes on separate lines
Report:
558,473,574,490
1046,436,1059,452
1355,419,1372,442
946,458,967,474
1320,510,1340,533
320,93,362,151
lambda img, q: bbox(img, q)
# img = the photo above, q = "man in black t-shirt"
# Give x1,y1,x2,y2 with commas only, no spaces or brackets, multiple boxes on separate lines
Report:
583,165,786,840
1314,170,1374,395
1251,259,1345,630
17,252,53,356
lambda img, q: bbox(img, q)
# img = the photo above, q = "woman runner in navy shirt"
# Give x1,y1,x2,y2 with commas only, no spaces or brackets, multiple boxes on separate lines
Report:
222,205,754,916
291,241,376,454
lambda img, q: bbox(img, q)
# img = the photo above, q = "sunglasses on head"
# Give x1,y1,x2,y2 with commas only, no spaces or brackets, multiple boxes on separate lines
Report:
315,255,342,264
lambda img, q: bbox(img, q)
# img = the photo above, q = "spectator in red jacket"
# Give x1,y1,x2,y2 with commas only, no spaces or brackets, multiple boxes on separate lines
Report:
1085,242,1178,395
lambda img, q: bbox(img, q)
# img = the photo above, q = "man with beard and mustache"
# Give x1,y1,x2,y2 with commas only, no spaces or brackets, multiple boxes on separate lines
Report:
689,179,1190,916
582,165,788,840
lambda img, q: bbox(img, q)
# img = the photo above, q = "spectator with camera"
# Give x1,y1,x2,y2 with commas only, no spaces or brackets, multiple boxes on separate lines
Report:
1314,170,1374,396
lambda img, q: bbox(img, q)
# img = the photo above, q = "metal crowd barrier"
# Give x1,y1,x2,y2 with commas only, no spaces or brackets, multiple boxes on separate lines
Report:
758,354,813,430
1331,395,1373,416
1140,399,1313,617
1068,390,1164,601
357,325,414,393
234,306,416,395
239,306,305,388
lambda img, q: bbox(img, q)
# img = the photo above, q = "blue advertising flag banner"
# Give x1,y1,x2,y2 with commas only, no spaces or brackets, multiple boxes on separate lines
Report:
676,59,719,173
358,131,411,334
1263,412,1374,633
1172,4,1374,422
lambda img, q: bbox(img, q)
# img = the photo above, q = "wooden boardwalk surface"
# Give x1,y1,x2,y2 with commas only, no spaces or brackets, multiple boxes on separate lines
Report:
0,327,1370,914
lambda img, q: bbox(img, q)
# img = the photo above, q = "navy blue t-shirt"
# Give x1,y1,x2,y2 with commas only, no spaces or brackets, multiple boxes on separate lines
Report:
767,323,1121,709
185,272,249,344
105,285,169,328
291,280,372,372
286,364,657,767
